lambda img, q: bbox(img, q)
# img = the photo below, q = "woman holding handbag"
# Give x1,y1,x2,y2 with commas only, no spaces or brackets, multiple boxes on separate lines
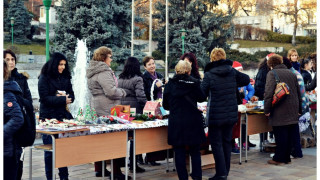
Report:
264,54,302,165
163,60,207,180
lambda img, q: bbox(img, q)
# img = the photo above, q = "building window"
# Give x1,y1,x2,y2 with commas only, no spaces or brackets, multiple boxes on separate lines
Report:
40,7,44,18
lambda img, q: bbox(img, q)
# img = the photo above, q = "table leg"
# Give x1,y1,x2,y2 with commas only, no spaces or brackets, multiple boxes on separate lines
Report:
51,135,55,180
173,151,176,171
239,115,242,165
29,147,32,179
166,149,169,172
125,131,129,180
111,159,114,180
133,130,136,180
245,113,248,163
102,160,105,179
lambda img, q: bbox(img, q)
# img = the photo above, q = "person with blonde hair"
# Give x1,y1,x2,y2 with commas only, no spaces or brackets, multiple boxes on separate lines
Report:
202,48,250,180
163,60,206,180
287,49,300,73
86,46,128,179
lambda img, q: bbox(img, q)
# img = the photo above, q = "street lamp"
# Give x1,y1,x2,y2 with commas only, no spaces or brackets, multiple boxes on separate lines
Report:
179,29,186,54
10,17,14,46
43,0,52,61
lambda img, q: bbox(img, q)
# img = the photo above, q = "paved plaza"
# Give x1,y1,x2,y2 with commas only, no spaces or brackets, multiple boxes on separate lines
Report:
22,135,316,180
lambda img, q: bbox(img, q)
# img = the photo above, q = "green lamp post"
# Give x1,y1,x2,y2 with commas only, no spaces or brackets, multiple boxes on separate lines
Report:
10,17,15,46
179,29,186,55
43,0,52,61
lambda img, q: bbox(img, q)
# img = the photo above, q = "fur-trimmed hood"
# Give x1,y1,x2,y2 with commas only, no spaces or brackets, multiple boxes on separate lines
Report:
204,59,233,76
86,60,112,78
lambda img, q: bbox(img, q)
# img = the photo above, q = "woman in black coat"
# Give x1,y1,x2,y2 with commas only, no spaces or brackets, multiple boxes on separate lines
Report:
3,60,24,180
163,60,206,180
4,49,34,180
201,48,250,180
38,52,74,180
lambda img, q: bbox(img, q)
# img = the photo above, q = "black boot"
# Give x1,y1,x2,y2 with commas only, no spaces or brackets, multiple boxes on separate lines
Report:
95,169,111,177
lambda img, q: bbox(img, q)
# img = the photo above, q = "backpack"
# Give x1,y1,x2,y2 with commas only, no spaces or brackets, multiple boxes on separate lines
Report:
8,91,36,147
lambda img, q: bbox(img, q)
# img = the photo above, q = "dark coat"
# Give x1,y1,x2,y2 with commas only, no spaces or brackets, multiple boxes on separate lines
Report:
201,59,250,126
291,61,301,73
300,69,312,86
38,74,74,120
9,68,32,102
118,75,147,114
4,81,24,157
142,71,163,101
264,64,302,126
254,65,269,100
163,74,207,146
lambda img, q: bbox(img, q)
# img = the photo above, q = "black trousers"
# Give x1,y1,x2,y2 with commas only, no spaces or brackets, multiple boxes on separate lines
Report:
173,145,202,180
209,124,234,176
273,124,300,163
4,156,18,180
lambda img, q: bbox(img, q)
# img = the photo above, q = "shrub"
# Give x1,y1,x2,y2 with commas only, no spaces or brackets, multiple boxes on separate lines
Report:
152,50,165,60
226,49,259,63
265,31,316,44
297,42,317,59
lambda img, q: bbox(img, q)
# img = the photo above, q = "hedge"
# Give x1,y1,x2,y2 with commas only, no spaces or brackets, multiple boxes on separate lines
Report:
265,31,316,44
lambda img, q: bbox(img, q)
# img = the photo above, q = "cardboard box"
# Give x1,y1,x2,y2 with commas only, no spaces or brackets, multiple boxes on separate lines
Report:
110,105,130,116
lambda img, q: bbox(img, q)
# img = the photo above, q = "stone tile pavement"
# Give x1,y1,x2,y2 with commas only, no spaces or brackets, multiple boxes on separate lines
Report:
22,136,316,180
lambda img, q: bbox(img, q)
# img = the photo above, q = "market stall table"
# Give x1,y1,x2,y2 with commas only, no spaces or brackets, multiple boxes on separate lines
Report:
31,129,128,180
239,110,273,164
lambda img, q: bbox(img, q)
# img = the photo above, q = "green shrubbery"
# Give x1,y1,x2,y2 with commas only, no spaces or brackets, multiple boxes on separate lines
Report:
265,31,316,44
226,49,259,63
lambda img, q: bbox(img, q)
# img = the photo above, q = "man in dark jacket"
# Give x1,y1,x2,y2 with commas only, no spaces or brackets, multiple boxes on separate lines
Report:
4,49,34,180
4,60,24,180
201,48,250,180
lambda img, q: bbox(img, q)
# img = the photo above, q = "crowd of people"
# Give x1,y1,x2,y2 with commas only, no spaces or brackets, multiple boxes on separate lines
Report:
3,46,316,180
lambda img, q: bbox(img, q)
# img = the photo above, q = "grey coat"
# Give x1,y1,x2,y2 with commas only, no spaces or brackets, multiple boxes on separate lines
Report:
86,60,126,116
118,75,147,114
264,64,302,126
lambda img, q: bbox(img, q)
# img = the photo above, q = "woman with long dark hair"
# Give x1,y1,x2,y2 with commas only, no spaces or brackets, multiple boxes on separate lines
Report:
4,49,34,180
38,52,75,180
180,52,201,79
118,57,147,173
4,60,24,180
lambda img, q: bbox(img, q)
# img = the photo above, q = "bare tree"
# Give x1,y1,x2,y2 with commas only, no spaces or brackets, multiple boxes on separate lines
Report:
273,0,316,46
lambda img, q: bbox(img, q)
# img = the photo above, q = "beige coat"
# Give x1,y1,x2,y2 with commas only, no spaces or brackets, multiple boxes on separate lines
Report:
86,60,126,116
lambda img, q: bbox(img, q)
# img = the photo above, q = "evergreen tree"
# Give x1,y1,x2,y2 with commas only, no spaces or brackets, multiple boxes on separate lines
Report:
52,0,145,66
5,0,33,44
52,0,111,63
154,0,233,68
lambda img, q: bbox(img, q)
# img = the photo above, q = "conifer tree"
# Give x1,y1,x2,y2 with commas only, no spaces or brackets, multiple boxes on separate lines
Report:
52,0,145,65
154,0,233,68
5,0,33,44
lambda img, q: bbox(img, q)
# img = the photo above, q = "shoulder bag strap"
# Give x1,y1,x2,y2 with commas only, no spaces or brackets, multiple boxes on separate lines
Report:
272,70,281,83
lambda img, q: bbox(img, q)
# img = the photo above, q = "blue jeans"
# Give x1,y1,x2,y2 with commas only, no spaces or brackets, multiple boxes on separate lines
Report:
173,145,202,180
42,134,68,180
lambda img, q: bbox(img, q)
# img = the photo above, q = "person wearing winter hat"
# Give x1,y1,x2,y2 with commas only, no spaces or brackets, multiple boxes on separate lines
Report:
232,61,256,149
